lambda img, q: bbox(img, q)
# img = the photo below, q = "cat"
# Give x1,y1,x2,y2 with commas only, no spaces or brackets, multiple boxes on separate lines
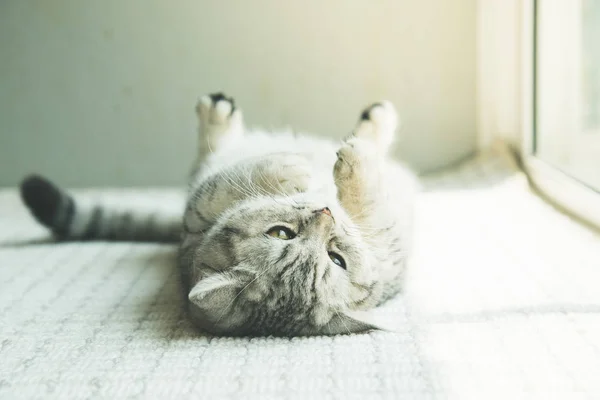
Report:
19,92,417,337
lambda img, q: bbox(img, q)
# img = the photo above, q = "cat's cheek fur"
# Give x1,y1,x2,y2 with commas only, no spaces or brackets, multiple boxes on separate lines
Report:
312,304,335,327
311,267,346,325
243,278,269,303
342,243,381,309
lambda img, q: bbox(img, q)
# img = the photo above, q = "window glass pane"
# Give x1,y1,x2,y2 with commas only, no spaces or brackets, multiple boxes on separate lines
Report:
536,0,600,191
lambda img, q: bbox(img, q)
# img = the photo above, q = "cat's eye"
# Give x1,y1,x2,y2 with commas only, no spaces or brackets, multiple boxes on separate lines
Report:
266,226,296,240
328,251,346,269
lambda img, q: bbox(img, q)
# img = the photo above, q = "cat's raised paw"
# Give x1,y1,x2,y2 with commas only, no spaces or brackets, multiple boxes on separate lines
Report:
196,92,239,125
352,101,398,152
195,92,244,151
334,138,381,183
333,138,383,212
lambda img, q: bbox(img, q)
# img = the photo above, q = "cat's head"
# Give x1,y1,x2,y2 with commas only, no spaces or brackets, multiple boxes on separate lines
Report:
187,195,386,336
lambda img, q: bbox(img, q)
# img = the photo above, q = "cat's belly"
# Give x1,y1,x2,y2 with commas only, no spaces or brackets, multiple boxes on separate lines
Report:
209,130,336,165
201,129,340,194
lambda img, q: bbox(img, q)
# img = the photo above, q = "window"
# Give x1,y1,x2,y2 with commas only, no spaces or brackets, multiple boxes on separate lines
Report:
535,0,600,192
521,0,600,230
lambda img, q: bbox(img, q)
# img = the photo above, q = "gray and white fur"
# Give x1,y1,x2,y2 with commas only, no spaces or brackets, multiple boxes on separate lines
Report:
20,92,417,337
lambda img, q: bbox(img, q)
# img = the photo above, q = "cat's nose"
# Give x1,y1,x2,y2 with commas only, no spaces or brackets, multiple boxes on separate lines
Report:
317,207,332,217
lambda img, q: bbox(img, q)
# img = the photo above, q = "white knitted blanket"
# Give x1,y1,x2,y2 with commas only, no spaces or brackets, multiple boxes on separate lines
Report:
2,146,600,399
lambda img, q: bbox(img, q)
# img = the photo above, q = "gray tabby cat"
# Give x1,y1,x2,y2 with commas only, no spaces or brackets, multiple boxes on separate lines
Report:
20,92,417,336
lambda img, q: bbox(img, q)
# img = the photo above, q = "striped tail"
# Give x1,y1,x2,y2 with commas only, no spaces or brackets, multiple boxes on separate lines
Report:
20,175,182,243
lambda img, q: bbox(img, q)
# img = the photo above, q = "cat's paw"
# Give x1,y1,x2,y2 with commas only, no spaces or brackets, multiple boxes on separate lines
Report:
334,138,382,188
258,154,313,195
195,92,243,146
351,101,398,152
196,92,237,124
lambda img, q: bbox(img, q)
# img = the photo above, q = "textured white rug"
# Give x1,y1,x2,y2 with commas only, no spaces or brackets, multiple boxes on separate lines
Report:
2,146,600,399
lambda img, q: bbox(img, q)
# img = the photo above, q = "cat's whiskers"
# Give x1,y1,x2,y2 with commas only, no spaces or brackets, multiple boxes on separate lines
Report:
232,162,267,198
253,168,300,207
256,166,299,206
197,163,255,199
241,168,266,198
219,167,259,199
241,167,294,207
256,168,286,197
227,167,261,198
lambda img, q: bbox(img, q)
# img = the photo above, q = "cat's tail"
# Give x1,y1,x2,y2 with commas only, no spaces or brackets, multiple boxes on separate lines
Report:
19,175,182,243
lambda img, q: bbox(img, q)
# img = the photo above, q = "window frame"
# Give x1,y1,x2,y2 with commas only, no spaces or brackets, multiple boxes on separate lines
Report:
520,0,600,230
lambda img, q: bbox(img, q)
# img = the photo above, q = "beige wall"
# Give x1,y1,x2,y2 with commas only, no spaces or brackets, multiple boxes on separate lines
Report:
0,0,476,187
476,0,522,150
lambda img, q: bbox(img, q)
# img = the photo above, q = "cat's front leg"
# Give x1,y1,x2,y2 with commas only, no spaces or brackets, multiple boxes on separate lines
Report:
194,92,244,163
334,102,412,298
334,101,398,220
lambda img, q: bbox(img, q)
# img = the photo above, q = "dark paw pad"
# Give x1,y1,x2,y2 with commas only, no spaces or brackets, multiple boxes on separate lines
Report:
208,92,236,115
360,103,383,121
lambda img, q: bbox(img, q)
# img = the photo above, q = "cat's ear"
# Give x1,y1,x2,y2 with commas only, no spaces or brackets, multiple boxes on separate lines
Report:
188,274,238,304
188,274,246,333
319,310,398,335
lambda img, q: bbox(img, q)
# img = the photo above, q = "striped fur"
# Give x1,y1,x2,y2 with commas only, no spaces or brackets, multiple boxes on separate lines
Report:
20,175,181,243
